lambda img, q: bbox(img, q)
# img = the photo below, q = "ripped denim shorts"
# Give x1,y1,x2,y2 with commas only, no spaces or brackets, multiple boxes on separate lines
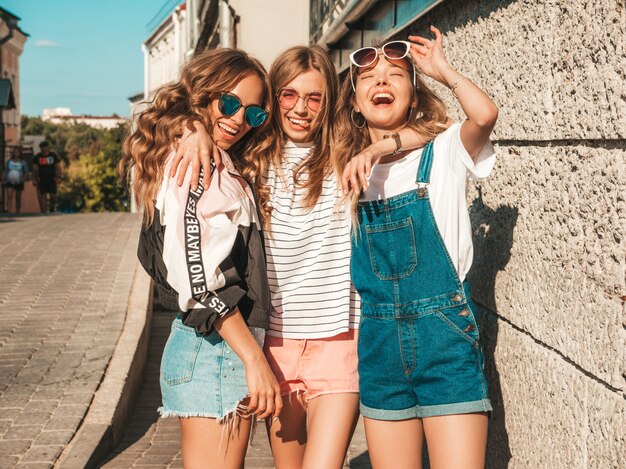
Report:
158,316,265,422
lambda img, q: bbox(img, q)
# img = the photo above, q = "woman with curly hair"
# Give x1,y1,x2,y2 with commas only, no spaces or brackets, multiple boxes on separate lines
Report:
120,48,282,469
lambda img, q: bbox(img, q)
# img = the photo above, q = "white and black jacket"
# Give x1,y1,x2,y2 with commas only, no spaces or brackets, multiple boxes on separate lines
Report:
138,148,270,334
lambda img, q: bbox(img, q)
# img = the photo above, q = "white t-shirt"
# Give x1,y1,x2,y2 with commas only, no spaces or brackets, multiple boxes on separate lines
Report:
361,123,496,282
264,141,360,339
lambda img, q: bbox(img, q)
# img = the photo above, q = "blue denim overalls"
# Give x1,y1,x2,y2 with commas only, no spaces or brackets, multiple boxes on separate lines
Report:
351,141,492,420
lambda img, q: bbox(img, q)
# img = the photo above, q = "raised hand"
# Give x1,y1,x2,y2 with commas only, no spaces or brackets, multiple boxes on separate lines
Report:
408,25,451,85
411,26,499,159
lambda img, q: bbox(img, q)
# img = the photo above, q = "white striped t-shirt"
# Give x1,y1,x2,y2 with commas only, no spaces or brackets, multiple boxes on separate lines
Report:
264,141,360,339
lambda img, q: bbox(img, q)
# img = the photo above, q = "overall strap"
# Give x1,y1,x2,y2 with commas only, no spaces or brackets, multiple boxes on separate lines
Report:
415,140,435,184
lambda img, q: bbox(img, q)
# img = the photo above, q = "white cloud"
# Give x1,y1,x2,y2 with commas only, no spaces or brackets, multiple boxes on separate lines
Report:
34,39,61,48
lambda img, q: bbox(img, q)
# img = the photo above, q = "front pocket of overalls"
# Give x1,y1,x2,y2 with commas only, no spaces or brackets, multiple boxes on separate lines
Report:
160,322,203,385
365,217,417,280
435,305,480,345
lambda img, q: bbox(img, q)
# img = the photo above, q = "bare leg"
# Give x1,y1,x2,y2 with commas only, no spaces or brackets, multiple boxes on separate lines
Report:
39,192,48,213
50,193,57,212
179,416,252,469
422,413,488,469
15,189,22,213
266,392,307,469
363,417,424,469
6,188,15,213
302,393,359,469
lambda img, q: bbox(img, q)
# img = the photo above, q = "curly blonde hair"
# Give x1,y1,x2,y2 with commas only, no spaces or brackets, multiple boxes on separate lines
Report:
333,55,449,223
120,48,273,224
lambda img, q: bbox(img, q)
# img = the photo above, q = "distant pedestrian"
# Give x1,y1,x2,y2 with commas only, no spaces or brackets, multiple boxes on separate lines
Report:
33,141,61,213
3,146,30,213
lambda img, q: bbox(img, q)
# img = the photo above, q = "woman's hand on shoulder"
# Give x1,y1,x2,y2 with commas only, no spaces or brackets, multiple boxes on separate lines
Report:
341,137,399,194
341,147,378,194
170,121,221,191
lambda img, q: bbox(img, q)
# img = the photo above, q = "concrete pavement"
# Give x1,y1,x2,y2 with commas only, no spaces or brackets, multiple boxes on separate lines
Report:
0,213,141,469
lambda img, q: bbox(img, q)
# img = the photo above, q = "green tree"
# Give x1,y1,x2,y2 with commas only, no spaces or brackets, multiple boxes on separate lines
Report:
22,116,130,212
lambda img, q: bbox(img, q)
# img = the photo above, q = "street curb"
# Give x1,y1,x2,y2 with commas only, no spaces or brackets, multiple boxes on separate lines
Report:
55,266,153,469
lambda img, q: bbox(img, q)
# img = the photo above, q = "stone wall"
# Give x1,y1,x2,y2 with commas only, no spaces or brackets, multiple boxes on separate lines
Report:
402,0,625,467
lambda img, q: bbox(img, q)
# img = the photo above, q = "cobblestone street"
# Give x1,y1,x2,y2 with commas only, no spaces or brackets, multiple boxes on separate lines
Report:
0,213,141,468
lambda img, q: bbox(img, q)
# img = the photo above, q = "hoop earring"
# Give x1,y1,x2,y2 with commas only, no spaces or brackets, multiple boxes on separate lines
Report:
407,106,415,125
351,109,366,129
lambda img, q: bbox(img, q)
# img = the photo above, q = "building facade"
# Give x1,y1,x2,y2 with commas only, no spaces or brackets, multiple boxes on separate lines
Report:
0,7,29,212
0,7,27,150
225,0,309,69
42,108,127,130
142,2,190,101
140,0,310,100
312,1,625,467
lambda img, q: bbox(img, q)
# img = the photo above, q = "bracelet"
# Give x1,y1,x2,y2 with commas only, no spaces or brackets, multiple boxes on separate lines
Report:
449,76,468,95
383,132,403,155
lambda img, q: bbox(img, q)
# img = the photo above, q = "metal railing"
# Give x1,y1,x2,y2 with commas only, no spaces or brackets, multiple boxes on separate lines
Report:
310,0,350,43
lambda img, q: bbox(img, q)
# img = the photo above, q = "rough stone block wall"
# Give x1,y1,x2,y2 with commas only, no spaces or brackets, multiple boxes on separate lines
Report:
400,0,625,467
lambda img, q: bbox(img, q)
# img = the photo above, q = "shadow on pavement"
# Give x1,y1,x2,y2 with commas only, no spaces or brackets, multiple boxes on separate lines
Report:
349,450,371,468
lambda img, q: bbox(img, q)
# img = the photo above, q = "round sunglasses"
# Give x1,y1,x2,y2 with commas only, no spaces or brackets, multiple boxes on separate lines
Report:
276,88,323,113
349,41,411,68
349,41,415,91
218,92,268,128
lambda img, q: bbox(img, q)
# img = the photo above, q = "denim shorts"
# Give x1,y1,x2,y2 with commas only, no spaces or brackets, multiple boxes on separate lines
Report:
357,291,492,420
158,317,265,420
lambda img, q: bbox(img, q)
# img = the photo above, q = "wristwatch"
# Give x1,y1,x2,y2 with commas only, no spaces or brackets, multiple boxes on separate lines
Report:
383,132,403,155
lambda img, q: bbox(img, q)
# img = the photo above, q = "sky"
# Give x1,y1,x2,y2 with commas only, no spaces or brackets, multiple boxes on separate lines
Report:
2,0,180,117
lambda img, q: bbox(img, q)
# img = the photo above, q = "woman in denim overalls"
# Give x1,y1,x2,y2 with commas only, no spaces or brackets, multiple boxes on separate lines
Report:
335,26,499,468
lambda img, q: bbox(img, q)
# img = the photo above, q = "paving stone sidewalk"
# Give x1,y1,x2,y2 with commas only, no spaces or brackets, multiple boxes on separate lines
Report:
100,296,372,468
0,213,141,469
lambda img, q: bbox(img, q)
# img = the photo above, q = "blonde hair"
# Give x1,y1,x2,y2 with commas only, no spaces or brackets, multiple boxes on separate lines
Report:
120,48,273,224
333,54,449,223
250,45,339,230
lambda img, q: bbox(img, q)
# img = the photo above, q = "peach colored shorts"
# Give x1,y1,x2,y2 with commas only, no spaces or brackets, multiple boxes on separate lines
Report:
263,330,359,401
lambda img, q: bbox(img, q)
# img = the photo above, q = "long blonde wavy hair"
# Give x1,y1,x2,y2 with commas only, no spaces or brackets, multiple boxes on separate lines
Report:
120,48,273,225
333,53,449,222
250,45,339,230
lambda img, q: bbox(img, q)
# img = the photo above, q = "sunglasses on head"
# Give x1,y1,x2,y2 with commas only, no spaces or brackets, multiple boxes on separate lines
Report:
349,41,415,90
218,92,268,128
277,88,323,113
349,41,412,67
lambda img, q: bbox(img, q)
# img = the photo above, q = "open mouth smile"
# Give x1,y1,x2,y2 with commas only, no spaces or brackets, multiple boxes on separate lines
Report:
218,121,239,136
371,92,395,106
287,116,311,128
